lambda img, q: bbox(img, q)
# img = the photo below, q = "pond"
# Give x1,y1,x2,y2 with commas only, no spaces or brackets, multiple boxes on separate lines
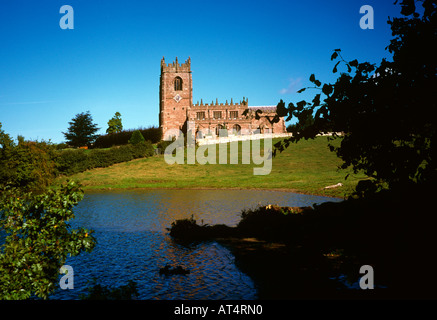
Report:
50,189,341,300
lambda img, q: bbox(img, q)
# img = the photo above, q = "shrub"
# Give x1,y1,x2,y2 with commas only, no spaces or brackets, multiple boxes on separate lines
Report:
55,141,155,176
156,140,173,154
93,126,161,148
0,181,96,299
80,280,139,300
168,215,234,243
0,136,56,192
129,130,145,145
237,205,292,240
126,141,155,158
55,142,69,150
55,149,89,175
87,149,113,168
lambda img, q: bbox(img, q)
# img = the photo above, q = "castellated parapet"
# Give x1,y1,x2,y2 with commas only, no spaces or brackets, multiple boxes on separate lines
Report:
161,57,191,73
193,97,247,108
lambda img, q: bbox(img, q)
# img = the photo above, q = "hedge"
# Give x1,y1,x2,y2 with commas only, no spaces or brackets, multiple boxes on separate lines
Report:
93,127,161,148
55,141,154,176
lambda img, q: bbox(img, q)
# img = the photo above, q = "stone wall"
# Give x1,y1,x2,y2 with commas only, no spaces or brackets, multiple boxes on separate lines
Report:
196,132,293,146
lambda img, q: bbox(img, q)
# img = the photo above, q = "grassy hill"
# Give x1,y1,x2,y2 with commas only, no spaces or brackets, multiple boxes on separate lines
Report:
55,137,369,198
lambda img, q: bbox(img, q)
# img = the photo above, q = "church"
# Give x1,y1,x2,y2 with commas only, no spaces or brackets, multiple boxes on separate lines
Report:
159,57,286,140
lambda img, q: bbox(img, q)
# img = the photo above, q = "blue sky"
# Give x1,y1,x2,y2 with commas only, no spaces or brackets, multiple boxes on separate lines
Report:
0,0,402,143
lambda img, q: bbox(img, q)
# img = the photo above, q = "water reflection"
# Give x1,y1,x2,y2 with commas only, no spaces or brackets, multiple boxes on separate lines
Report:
50,189,340,300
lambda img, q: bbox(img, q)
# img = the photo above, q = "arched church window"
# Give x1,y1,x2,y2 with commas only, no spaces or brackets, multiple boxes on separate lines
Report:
174,77,183,91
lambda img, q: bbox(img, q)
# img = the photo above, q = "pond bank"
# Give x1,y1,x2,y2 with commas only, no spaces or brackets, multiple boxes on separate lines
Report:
168,185,437,299
82,186,344,199
216,237,347,299
168,205,357,298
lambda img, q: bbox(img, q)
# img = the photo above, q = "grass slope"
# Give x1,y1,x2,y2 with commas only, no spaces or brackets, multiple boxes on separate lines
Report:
55,137,368,197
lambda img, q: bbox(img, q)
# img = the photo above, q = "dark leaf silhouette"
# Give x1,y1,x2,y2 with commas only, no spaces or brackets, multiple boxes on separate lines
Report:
322,84,333,96
312,94,321,107
331,51,338,61
333,61,340,73
309,74,316,83
349,59,358,67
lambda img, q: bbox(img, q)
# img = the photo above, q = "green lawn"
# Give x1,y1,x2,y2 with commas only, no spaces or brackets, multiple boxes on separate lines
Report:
55,137,369,198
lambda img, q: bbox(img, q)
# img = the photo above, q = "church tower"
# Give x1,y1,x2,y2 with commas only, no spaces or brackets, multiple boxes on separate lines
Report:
159,57,193,140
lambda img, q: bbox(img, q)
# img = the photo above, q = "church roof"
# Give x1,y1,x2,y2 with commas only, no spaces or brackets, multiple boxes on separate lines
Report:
249,106,277,112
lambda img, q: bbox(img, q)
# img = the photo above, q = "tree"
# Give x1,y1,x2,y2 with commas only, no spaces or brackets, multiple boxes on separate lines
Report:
106,112,123,134
0,181,96,299
1,124,97,299
0,122,15,186
274,0,436,194
129,130,145,145
63,111,100,148
1,123,56,192
285,109,315,134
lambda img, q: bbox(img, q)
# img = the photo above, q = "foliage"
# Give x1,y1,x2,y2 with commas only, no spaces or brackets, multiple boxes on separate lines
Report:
106,112,123,134
0,125,98,299
156,139,173,154
129,130,145,145
168,215,234,242
273,0,437,194
9,140,56,192
93,126,161,148
0,181,96,299
237,205,315,241
54,142,69,150
55,142,155,176
0,125,56,192
286,112,315,133
0,123,16,185
55,149,89,175
0,123,14,150
168,205,315,243
63,111,100,148
80,280,139,300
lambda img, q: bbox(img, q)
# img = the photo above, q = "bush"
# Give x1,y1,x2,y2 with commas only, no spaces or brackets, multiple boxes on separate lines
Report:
0,181,96,299
55,142,69,150
0,136,57,192
93,126,161,148
129,130,145,145
55,149,89,175
80,280,139,300
156,140,174,154
55,141,155,176
167,205,315,243
168,215,234,243
237,205,295,240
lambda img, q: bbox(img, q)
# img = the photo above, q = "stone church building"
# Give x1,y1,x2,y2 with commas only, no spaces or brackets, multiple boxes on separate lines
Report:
159,57,286,140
